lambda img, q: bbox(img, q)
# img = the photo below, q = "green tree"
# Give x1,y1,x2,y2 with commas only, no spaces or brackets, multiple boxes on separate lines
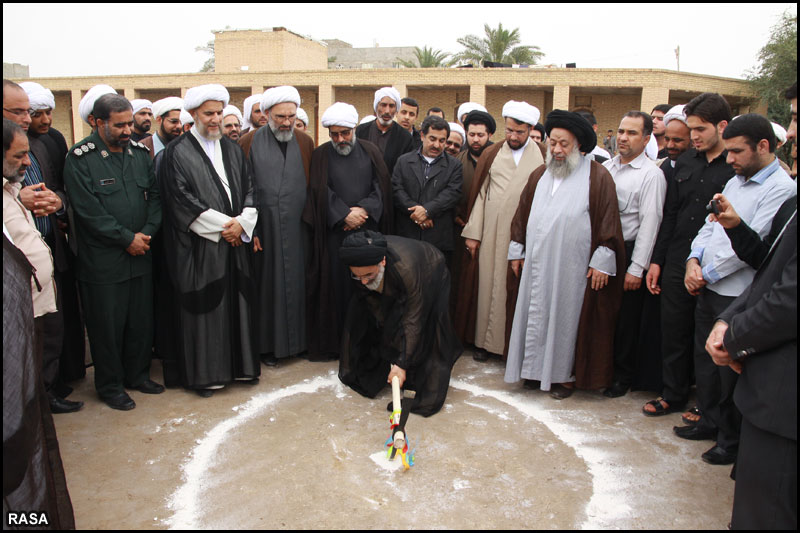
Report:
747,10,796,127
398,46,450,68
451,23,544,66
196,39,215,73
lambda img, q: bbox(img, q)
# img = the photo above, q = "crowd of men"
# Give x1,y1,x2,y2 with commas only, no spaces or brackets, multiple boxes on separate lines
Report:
3,77,796,529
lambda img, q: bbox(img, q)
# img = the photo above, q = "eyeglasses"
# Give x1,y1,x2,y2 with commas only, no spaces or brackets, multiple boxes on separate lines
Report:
4,107,33,117
505,127,529,138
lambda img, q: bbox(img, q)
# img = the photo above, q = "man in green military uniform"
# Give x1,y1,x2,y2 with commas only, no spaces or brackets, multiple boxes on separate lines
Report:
63,93,163,411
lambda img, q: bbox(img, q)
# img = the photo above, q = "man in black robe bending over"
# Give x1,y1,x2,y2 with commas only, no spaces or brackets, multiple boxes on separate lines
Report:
338,231,462,416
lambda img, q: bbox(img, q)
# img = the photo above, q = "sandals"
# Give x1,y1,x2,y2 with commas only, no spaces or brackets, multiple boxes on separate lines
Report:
642,397,684,417
682,406,702,425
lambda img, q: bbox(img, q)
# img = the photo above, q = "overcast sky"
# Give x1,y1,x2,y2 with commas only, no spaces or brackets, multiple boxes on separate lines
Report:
3,3,796,79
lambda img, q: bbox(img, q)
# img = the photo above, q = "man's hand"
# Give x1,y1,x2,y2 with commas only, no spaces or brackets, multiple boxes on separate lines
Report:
454,216,466,227
646,264,661,295
705,320,733,364
684,258,707,296
253,236,262,253
387,364,406,389
18,183,62,217
465,238,480,259
511,259,524,278
420,219,434,230
344,207,368,231
126,232,151,256
408,205,428,225
222,218,244,246
707,193,741,229
587,267,609,291
623,272,642,292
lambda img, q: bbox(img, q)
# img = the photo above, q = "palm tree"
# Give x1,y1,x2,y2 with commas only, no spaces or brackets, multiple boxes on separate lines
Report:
451,23,544,66
398,46,450,68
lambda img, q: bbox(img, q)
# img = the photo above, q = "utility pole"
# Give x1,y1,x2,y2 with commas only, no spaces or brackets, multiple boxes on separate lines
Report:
675,45,680,71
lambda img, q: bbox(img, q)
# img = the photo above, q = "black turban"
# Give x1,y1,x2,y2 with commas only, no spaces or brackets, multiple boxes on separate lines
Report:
339,230,388,266
463,110,496,135
544,110,597,153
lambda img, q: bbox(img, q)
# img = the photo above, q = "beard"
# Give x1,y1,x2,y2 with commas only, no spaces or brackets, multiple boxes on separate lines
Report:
546,147,583,179
103,123,130,148
269,118,294,142
3,161,26,182
196,121,222,141
377,115,393,127
364,264,385,292
468,142,488,158
333,137,356,156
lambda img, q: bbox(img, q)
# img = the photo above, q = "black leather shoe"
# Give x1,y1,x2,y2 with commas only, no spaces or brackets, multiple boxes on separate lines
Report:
701,445,737,465
472,349,489,362
261,354,278,367
603,383,629,398
49,395,84,414
550,384,574,400
134,380,165,394
523,379,541,390
103,392,136,411
673,424,717,441
196,389,214,398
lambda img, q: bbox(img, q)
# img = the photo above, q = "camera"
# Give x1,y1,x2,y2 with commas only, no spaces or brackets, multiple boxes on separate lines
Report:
706,198,720,216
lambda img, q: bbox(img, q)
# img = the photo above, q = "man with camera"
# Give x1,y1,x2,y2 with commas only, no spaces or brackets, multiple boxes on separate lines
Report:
678,113,796,465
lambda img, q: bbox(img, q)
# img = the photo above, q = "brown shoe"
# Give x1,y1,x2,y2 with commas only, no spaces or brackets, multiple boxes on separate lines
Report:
550,383,574,400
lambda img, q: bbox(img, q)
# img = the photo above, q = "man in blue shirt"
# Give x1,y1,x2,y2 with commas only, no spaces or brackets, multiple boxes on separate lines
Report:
675,113,796,465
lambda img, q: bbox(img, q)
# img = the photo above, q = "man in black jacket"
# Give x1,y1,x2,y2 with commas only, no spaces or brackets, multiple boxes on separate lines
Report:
704,192,796,529
391,115,463,264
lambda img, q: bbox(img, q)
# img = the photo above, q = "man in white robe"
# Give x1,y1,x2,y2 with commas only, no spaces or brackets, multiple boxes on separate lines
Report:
505,110,625,398
459,101,544,360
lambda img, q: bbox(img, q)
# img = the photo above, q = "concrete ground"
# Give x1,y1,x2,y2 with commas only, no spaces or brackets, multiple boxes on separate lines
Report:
53,352,735,530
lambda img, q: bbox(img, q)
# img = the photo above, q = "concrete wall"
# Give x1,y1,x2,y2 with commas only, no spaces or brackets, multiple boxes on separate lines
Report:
215,29,327,73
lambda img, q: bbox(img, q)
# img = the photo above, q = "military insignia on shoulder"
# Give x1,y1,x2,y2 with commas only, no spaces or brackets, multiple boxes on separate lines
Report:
101,150,109,158
81,145,89,153
87,142,96,150
73,148,83,156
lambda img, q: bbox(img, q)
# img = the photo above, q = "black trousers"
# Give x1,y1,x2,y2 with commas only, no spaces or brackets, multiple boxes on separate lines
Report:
659,261,697,406
612,241,647,388
693,288,741,451
731,418,797,529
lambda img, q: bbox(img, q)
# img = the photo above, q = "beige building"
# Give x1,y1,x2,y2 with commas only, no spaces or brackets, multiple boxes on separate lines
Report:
10,29,762,148
15,67,761,149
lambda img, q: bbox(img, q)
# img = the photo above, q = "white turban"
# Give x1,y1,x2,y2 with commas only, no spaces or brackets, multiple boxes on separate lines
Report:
242,94,262,130
20,82,55,111
223,105,243,123
502,100,540,127
448,122,465,143
772,122,787,144
296,107,309,126
664,104,688,127
645,130,659,160
183,84,229,111
457,102,487,124
79,84,117,124
152,97,183,118
321,102,358,129
180,109,194,126
373,87,402,113
130,99,153,115
261,86,301,114
359,115,376,126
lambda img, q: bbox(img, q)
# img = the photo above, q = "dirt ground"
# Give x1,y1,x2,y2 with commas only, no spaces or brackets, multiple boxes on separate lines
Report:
53,352,735,530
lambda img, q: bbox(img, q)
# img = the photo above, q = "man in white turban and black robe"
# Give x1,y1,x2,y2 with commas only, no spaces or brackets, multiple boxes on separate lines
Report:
355,87,413,175
158,84,259,395
239,86,314,365
303,103,394,361
338,230,462,416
